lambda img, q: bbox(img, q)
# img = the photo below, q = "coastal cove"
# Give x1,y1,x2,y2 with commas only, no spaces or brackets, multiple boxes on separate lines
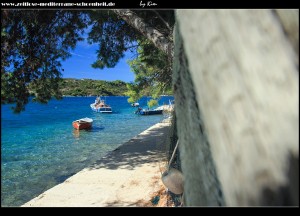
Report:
1,96,173,206
22,121,171,207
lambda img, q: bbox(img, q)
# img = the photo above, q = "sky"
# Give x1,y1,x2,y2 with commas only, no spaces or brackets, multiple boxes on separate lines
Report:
61,37,136,83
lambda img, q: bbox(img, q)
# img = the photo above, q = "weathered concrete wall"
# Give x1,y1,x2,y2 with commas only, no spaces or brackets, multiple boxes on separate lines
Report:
174,9,299,206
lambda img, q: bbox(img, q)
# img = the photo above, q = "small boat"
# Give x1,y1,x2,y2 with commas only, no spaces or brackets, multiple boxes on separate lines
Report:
90,97,112,113
135,107,163,115
72,117,93,130
90,104,112,113
131,102,140,107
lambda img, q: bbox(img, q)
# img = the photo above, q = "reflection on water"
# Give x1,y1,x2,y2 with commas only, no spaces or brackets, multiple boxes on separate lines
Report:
72,126,105,139
72,129,80,138
88,126,105,132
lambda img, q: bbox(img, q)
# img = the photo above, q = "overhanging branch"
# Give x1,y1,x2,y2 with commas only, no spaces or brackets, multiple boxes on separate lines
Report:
113,9,174,58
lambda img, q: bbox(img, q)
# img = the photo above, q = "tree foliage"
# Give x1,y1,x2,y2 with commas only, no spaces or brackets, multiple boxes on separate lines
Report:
125,83,143,103
87,10,175,104
1,10,175,113
147,99,158,108
1,10,88,113
87,10,140,69
87,10,174,69
125,39,173,103
113,9,174,58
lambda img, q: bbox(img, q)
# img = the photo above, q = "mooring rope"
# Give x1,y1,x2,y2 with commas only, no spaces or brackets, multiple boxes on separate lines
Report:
168,140,179,171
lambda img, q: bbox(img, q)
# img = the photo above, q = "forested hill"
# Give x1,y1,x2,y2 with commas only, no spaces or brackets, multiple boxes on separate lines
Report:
59,78,128,96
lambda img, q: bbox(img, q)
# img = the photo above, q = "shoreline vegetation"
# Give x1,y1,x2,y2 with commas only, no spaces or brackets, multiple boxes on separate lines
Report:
61,95,173,97
29,78,128,97
28,78,173,98
22,120,173,207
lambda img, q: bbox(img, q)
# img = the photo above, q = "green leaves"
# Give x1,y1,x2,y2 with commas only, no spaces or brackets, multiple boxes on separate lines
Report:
1,10,88,113
147,99,158,108
87,10,137,69
91,60,106,69
126,39,173,103
87,10,174,104
2,10,174,113
125,83,142,103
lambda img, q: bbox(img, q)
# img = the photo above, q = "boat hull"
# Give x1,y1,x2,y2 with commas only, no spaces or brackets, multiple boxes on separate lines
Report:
72,121,92,130
138,109,163,115
90,104,112,113
72,118,93,130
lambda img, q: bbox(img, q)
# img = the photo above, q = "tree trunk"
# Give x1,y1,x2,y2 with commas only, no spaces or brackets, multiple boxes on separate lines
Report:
113,9,174,58
274,9,299,67
173,21,225,206
175,9,298,206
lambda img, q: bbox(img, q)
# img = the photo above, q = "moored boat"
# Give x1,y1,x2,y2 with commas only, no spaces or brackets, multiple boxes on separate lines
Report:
131,102,140,107
90,96,112,113
135,107,163,115
72,117,93,130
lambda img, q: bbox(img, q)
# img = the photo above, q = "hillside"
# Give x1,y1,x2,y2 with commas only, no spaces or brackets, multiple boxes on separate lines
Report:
59,78,128,96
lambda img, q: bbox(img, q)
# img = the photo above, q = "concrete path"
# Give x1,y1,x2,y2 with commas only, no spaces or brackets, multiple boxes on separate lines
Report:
22,122,171,207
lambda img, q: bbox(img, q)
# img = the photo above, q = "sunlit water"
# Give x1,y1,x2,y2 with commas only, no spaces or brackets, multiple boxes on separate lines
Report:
1,96,173,206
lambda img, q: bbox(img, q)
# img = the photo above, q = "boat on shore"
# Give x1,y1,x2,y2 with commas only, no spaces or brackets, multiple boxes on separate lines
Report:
72,117,93,130
90,97,112,113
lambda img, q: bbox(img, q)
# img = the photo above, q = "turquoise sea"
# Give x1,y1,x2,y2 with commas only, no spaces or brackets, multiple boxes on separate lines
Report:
1,96,173,206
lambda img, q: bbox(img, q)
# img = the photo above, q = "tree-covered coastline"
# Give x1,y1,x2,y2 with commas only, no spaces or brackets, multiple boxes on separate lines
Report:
28,78,172,97
33,78,127,97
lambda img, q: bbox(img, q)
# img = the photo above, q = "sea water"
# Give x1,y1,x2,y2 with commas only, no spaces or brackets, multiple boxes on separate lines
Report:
1,96,173,206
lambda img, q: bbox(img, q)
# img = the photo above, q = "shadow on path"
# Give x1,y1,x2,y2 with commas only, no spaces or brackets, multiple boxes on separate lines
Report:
87,123,171,171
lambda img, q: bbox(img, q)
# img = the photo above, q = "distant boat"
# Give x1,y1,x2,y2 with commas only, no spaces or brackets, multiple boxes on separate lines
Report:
72,117,93,130
90,97,112,113
131,102,140,107
135,107,163,115
156,99,175,112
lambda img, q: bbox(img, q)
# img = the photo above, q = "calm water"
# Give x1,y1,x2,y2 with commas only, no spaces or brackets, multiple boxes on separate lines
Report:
1,96,173,206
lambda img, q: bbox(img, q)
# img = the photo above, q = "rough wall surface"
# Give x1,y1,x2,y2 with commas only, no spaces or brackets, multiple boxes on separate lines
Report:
274,9,299,64
175,9,299,206
173,21,224,206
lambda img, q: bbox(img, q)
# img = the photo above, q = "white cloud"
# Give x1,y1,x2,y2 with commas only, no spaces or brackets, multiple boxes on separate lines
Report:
70,51,96,60
70,52,84,57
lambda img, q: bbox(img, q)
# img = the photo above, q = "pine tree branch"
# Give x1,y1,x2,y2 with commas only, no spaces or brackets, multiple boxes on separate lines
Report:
151,10,172,32
113,9,174,58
